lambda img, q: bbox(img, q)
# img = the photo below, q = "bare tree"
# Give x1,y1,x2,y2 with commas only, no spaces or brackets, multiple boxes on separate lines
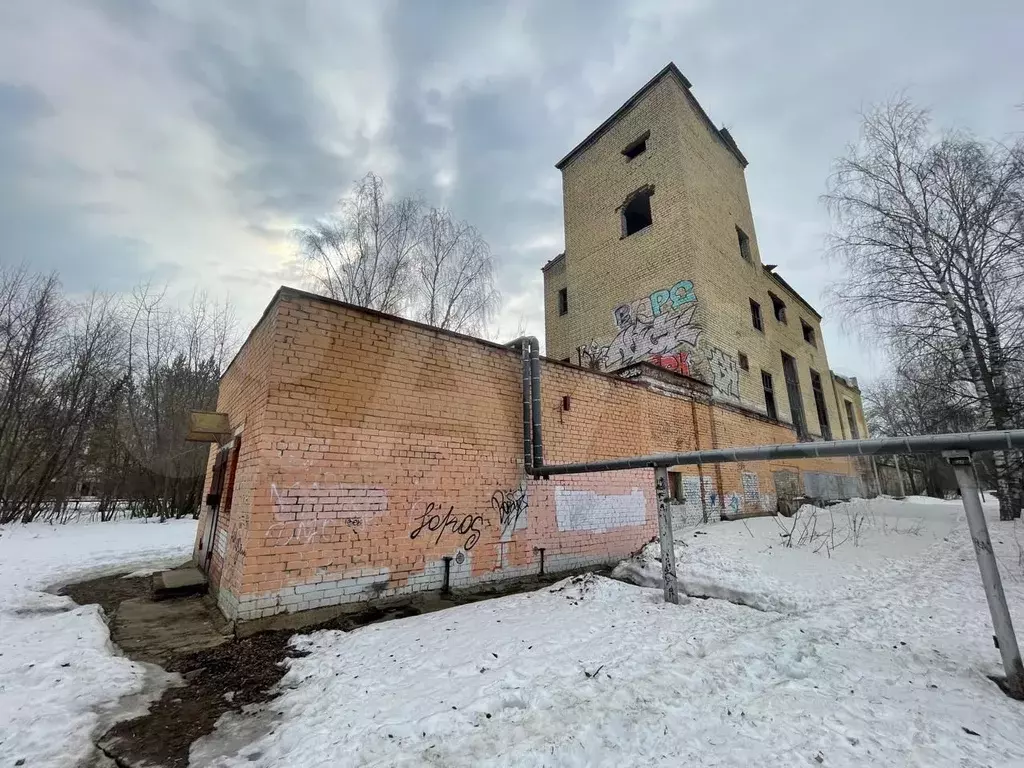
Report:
298,173,502,336
414,207,500,334
121,285,235,520
298,173,421,315
863,355,978,498
826,98,1024,519
0,269,124,523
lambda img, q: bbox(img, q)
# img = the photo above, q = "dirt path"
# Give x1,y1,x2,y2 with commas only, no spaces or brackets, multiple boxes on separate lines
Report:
63,566,609,767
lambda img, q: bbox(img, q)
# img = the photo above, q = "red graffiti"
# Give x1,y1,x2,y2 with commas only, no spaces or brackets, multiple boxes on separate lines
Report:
651,351,690,375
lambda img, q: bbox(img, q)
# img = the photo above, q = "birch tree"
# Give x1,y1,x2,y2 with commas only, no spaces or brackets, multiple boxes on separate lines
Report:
298,173,421,315
826,98,1024,519
298,173,501,335
414,207,500,335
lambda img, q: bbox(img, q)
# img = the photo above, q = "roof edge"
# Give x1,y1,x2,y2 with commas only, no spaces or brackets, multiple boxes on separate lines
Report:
763,267,822,320
554,62,747,171
541,252,566,272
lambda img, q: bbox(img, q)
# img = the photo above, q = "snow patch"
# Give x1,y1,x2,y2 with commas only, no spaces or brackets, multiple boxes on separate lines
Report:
0,518,196,768
189,495,1024,767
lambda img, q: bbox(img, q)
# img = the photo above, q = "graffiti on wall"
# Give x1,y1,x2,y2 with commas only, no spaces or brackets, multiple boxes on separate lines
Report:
491,487,528,540
650,351,690,375
706,346,740,400
742,472,760,506
724,492,741,516
268,482,388,546
409,502,484,550
682,476,702,517
581,279,701,372
702,476,718,511
554,487,646,532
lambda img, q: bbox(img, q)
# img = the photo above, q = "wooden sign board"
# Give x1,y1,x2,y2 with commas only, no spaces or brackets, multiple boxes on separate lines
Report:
186,411,232,444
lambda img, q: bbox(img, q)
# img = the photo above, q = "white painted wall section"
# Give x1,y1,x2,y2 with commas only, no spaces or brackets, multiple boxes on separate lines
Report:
554,488,646,532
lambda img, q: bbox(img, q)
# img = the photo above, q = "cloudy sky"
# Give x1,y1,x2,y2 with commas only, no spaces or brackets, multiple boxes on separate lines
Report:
1,0,1021,381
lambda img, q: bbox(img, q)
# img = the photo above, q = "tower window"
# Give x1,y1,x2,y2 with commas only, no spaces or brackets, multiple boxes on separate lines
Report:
738,353,749,371
810,369,832,440
801,319,816,347
558,288,568,316
622,188,653,236
761,371,777,420
844,400,860,439
750,299,763,331
770,293,787,324
622,131,650,160
737,227,751,262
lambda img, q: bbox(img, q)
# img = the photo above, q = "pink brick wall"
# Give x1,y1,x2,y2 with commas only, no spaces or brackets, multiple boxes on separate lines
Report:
196,289,857,621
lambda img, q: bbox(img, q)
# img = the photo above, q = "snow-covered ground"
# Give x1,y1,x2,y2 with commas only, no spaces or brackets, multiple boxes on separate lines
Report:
192,497,1024,767
0,517,197,768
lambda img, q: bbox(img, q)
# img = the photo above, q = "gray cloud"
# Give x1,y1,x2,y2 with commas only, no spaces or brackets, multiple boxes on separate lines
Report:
0,83,159,290
0,0,1021,378
176,18,361,224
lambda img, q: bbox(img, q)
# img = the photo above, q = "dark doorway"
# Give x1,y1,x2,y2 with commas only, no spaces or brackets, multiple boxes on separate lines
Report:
780,353,808,440
201,438,241,574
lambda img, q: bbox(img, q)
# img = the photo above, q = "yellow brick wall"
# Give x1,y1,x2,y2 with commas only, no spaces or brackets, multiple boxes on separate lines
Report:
832,374,869,440
544,69,857,440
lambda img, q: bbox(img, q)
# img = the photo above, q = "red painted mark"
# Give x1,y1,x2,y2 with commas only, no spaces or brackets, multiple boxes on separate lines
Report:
651,352,690,376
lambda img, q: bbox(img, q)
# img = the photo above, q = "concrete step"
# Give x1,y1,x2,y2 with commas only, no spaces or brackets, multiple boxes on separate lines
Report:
152,566,208,600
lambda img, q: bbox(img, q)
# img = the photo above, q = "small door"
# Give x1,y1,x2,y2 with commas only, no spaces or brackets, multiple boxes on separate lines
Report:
200,438,240,574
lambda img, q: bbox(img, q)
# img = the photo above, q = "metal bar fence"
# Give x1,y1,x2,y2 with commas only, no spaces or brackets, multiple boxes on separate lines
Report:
529,429,1024,699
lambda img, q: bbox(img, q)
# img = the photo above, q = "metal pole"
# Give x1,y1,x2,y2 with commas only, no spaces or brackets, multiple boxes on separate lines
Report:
894,455,907,497
528,429,1024,477
654,467,680,604
945,450,1024,699
871,456,882,497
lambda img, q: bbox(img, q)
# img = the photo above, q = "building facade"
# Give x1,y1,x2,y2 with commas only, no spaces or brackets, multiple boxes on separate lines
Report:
543,63,866,442
194,289,862,624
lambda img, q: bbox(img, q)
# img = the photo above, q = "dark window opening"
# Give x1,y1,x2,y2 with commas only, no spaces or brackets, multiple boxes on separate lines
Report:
668,471,683,502
622,131,650,160
737,227,751,262
622,189,653,236
810,369,831,440
761,370,778,420
844,400,860,439
750,299,763,331
738,352,749,371
801,319,816,347
770,293,787,324
201,437,241,572
781,352,808,439
557,288,568,316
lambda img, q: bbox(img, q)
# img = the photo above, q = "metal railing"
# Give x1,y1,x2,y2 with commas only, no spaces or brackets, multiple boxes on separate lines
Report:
537,429,1024,700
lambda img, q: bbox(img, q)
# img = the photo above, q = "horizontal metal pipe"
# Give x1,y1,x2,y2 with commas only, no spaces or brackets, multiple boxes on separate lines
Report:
529,429,1024,477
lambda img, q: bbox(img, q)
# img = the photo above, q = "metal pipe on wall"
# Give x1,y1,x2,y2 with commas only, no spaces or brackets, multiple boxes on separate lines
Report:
507,337,543,473
530,430,1024,477
528,339,543,469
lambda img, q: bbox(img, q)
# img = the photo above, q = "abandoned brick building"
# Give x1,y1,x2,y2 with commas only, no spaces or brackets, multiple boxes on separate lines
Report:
193,64,868,624
543,63,867,442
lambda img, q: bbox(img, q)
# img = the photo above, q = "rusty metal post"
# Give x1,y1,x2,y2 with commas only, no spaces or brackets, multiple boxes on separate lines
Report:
654,467,680,604
945,450,1024,699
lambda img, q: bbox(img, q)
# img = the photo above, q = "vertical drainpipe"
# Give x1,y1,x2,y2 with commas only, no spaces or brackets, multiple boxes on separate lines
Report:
521,341,533,473
508,337,542,474
528,338,543,471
